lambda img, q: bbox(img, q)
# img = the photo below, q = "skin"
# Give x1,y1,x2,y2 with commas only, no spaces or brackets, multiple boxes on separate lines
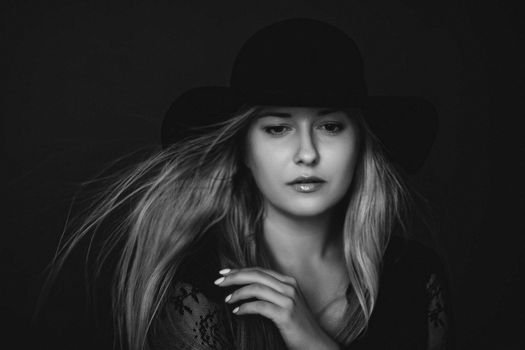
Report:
245,106,359,221
215,106,361,350
215,267,341,350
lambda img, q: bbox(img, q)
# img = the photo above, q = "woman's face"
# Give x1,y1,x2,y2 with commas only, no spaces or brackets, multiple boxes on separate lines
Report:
245,106,360,218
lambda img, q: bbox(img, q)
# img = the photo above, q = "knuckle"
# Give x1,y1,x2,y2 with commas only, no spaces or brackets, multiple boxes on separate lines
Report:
280,308,293,323
251,283,264,293
285,285,297,297
283,296,295,309
247,268,262,278
253,300,266,312
287,276,298,286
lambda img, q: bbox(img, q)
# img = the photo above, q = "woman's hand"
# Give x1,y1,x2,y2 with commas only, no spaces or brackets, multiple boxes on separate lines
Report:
214,267,340,350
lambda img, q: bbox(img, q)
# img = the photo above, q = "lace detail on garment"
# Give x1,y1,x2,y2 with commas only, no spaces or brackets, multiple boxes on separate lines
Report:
425,273,449,350
153,281,232,350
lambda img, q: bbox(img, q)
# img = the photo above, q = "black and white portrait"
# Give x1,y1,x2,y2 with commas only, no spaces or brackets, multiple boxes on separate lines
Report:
5,1,524,349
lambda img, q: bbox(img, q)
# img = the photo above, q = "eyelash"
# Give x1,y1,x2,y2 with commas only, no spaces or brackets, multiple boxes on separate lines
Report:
263,123,344,136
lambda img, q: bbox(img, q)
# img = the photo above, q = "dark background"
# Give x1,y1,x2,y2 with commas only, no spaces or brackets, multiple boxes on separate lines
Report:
4,0,524,349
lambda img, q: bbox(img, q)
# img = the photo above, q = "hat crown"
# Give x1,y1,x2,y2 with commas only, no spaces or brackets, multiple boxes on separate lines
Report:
162,18,438,174
230,18,367,106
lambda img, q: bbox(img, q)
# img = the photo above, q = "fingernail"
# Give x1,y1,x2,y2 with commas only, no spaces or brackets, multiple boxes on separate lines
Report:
232,306,239,313
225,294,232,302
219,268,231,275
214,277,225,285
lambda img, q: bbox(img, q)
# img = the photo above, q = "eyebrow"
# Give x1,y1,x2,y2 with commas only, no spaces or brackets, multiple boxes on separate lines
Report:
256,109,341,119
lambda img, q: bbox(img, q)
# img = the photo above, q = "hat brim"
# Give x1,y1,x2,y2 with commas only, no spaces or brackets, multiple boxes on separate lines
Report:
161,87,438,174
362,96,438,174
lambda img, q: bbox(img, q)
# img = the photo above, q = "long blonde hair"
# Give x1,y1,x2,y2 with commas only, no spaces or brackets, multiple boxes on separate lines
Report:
43,106,415,349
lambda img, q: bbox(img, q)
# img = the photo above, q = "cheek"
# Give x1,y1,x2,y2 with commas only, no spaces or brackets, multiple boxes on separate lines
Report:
345,145,360,173
248,148,282,185
327,142,359,186
249,152,271,179
245,136,279,187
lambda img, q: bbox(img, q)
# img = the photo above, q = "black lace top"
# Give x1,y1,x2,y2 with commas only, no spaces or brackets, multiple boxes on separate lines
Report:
150,235,452,350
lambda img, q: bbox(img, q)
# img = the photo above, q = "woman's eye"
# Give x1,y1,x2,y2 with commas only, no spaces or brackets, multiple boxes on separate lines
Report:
263,125,291,136
319,122,344,134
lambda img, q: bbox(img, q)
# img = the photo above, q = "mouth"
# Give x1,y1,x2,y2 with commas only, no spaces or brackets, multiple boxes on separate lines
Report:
287,176,326,193
286,175,326,185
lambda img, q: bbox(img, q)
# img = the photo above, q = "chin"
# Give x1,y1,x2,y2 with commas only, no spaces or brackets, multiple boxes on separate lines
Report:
278,199,337,218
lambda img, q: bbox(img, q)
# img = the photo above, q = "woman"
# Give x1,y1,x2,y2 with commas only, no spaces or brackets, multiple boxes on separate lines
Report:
47,18,451,349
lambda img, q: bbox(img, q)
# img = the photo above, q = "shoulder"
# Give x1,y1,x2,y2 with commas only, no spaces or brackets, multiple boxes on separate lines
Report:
379,235,450,325
151,280,234,350
175,233,231,304
166,280,225,321
385,237,450,311
377,236,452,349
150,234,236,349
383,235,446,282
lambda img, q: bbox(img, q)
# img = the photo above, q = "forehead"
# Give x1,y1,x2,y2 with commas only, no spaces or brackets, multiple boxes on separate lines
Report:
255,106,348,119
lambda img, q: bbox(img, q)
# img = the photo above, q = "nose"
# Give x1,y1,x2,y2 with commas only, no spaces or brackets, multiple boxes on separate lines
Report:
293,127,319,166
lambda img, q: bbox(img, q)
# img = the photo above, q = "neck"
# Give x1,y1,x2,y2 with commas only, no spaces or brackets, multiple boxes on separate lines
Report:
261,204,344,274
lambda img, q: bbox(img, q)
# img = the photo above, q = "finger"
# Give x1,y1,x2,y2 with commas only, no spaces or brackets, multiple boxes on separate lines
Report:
252,268,298,287
226,282,293,309
215,269,295,296
221,267,297,286
233,300,285,324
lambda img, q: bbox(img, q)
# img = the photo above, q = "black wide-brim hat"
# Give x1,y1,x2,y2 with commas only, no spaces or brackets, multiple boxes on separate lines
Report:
161,18,438,174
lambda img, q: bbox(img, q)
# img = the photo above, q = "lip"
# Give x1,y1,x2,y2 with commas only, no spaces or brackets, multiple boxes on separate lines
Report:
286,175,326,185
290,182,324,193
